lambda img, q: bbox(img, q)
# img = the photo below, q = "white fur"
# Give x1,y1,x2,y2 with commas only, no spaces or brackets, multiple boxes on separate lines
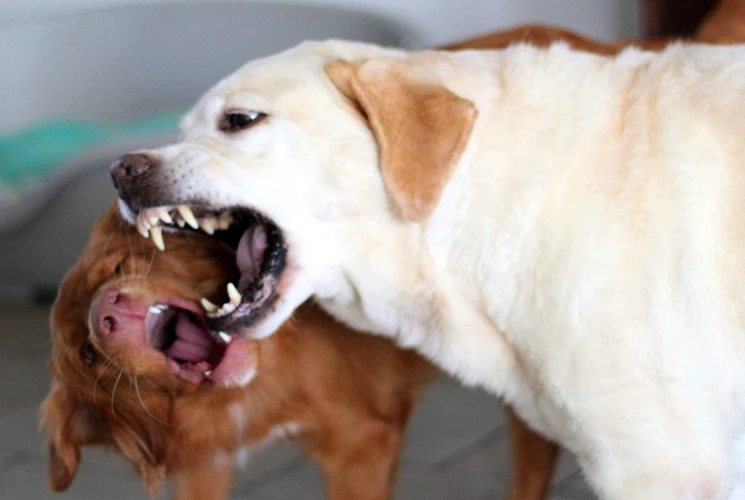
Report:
121,40,745,499
212,421,304,469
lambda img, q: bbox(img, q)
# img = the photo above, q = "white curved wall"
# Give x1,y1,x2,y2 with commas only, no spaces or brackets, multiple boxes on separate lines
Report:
0,0,642,48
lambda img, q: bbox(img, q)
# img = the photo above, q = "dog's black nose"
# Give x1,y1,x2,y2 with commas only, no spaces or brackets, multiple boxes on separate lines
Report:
110,153,154,188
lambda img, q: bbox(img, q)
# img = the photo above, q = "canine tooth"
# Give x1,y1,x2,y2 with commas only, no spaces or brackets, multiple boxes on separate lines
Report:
218,332,232,344
200,217,217,235
200,298,218,313
227,283,242,304
177,206,199,229
148,305,163,314
204,370,212,377
150,226,165,251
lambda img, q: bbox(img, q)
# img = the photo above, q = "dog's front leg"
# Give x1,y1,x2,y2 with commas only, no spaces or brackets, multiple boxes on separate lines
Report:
313,419,405,500
172,460,235,500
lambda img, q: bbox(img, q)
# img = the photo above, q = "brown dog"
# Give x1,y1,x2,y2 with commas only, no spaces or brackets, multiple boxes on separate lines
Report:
42,203,439,500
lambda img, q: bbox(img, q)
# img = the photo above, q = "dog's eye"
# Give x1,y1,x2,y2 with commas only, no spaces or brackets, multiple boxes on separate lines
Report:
81,341,97,366
219,111,267,133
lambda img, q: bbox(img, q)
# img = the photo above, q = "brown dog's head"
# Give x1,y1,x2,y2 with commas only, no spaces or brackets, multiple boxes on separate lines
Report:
40,203,261,494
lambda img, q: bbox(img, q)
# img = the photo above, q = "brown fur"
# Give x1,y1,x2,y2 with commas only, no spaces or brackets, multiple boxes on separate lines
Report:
697,0,745,43
325,59,477,222
41,203,436,499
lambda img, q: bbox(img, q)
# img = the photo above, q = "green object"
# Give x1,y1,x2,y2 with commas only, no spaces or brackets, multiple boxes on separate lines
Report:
0,112,183,187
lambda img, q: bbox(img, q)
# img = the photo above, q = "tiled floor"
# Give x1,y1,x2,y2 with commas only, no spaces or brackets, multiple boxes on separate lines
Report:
0,302,596,499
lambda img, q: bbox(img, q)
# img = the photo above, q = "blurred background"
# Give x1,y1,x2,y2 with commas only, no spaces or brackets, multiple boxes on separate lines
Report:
0,0,720,498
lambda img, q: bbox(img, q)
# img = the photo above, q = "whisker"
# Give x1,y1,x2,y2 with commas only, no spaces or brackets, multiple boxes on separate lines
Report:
133,375,172,427
110,369,124,419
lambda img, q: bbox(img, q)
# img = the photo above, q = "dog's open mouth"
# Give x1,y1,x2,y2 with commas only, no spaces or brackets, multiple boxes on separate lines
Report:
144,298,256,385
134,204,287,336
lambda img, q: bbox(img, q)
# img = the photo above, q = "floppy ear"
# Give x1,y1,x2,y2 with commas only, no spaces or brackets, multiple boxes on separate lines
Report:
40,385,80,491
40,384,110,491
325,58,477,222
40,382,168,495
40,385,89,491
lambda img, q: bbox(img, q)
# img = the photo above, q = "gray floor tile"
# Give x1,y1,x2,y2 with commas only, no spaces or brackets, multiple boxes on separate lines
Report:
393,463,510,500
401,377,507,464
250,462,326,499
445,429,582,486
552,471,597,500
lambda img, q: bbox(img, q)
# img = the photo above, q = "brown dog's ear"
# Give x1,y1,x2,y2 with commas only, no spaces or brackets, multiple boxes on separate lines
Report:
40,384,82,491
325,58,477,222
40,383,111,491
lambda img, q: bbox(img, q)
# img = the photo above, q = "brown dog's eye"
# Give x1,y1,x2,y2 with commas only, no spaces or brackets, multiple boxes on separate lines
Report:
81,341,97,366
219,111,267,133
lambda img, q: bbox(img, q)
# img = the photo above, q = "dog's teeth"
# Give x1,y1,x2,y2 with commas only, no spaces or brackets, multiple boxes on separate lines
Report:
150,226,165,251
204,370,212,377
201,217,216,235
200,298,218,313
136,216,150,238
158,208,173,224
206,300,238,318
141,208,160,227
148,304,168,314
218,212,233,230
175,215,186,228
227,283,242,305
177,205,199,229
218,332,232,344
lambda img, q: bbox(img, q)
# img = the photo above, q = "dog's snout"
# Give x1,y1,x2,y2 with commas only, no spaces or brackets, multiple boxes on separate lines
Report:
91,289,145,340
110,153,160,210
111,153,155,185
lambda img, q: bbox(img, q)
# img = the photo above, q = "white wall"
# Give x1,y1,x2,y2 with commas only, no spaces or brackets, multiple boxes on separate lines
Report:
0,0,641,48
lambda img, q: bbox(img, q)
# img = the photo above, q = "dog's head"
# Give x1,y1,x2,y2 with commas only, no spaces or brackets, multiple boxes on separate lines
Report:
41,203,261,494
110,40,477,340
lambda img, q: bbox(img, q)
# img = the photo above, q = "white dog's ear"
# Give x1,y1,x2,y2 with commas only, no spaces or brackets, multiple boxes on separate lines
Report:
325,59,477,222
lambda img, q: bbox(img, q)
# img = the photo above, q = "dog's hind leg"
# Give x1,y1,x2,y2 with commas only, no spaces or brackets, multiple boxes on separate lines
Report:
504,406,560,500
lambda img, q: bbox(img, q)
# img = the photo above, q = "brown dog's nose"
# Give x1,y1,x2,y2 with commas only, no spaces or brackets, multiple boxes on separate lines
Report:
91,289,147,340
110,153,154,190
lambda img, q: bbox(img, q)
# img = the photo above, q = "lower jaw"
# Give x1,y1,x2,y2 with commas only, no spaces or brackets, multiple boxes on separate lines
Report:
166,336,258,386
207,274,281,336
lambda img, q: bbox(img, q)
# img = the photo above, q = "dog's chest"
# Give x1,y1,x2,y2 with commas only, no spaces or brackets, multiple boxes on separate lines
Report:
211,421,304,470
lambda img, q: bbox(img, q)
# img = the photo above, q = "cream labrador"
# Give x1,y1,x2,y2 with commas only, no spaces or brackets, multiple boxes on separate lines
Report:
112,40,745,499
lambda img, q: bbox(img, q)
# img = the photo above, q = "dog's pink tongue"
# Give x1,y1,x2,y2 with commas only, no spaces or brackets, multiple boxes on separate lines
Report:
237,225,268,290
165,313,212,363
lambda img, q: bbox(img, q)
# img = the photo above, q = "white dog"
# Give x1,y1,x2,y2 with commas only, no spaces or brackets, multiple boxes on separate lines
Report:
112,40,745,499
